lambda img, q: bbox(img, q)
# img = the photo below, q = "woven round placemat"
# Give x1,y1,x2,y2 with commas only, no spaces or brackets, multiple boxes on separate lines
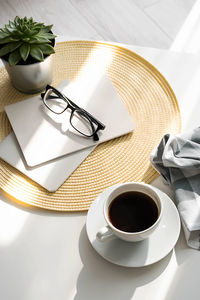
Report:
0,41,181,211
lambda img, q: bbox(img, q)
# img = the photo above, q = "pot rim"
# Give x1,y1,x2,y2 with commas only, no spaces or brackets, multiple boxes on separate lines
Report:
1,53,52,67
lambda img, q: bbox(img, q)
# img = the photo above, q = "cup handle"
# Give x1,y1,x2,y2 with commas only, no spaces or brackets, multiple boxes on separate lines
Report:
96,225,114,242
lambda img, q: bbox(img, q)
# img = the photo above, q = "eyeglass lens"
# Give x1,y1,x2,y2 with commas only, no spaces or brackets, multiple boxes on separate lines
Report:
44,89,67,114
71,110,98,136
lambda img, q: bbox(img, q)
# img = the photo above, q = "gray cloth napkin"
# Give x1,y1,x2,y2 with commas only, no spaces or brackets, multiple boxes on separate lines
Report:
150,127,200,250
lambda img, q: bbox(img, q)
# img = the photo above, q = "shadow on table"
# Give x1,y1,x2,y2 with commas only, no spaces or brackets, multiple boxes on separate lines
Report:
161,229,200,300
74,225,172,300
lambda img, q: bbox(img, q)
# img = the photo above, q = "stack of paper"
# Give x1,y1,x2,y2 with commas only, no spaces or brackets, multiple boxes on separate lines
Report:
0,75,134,191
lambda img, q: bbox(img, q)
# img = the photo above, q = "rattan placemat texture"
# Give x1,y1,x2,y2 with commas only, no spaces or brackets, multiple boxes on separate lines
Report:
0,41,181,211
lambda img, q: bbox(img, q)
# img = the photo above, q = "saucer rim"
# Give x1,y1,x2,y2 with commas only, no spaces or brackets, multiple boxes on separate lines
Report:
86,184,181,267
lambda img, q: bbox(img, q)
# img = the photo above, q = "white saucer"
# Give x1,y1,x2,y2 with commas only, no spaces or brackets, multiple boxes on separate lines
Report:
86,185,180,267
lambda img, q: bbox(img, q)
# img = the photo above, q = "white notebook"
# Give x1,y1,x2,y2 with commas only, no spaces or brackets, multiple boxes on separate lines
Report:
0,132,95,192
5,75,135,167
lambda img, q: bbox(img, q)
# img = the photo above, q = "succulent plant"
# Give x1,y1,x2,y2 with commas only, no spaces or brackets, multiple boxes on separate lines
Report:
0,16,56,66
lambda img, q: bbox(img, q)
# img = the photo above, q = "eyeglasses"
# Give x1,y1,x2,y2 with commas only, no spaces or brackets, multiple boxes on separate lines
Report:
41,85,106,141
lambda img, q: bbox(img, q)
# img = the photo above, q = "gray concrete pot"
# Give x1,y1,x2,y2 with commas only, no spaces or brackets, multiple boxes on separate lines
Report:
2,54,53,94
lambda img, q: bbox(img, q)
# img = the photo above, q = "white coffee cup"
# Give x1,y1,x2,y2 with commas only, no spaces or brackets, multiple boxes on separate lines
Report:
96,182,162,242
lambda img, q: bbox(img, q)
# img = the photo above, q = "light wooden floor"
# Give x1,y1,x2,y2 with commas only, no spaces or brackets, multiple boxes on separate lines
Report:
0,0,196,49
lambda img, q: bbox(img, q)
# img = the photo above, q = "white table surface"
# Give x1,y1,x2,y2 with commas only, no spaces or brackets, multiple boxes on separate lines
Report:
1,1,200,299
0,43,199,300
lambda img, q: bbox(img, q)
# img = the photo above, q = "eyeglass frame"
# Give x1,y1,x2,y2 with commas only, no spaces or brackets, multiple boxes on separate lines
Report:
41,85,106,141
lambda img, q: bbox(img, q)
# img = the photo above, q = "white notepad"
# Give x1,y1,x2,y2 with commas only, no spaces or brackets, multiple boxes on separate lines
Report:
5,75,135,167
0,132,95,192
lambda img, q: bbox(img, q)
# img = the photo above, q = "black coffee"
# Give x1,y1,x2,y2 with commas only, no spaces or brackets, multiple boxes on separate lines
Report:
108,191,158,233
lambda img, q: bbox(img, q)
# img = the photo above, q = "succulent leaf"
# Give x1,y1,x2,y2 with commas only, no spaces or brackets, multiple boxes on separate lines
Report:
29,30,40,36
40,25,53,33
38,44,55,55
34,23,44,28
30,45,44,61
24,24,31,35
0,16,55,65
38,32,56,39
0,31,9,39
29,37,51,44
20,43,30,61
3,27,11,34
0,44,12,56
8,21,15,28
5,24,14,33
8,49,21,65
0,41,22,56
22,37,30,42
14,16,20,24
0,37,20,44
